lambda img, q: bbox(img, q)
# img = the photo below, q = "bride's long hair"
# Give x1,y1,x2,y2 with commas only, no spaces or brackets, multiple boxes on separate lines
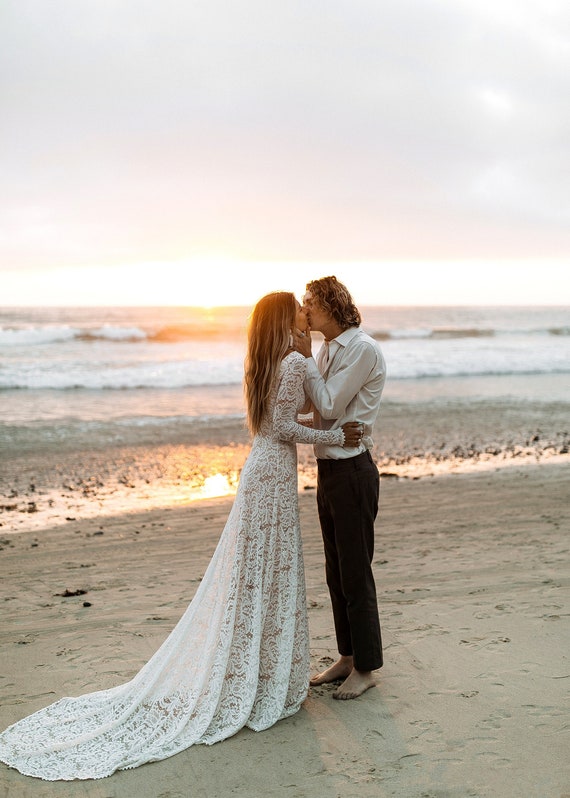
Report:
245,291,296,435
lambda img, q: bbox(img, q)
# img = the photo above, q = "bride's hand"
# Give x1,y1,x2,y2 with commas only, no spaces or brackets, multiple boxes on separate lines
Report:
292,327,312,358
342,422,363,448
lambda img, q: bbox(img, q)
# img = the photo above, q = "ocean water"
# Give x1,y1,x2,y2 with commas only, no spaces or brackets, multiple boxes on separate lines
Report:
1,305,569,454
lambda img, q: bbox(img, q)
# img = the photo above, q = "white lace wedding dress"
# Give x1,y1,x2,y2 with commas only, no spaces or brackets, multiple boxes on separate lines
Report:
0,351,344,781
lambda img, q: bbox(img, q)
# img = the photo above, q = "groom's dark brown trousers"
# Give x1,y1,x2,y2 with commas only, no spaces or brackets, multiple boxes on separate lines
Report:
316,449,383,672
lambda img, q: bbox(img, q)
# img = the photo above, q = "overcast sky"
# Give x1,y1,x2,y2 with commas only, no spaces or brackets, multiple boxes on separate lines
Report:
1,0,569,303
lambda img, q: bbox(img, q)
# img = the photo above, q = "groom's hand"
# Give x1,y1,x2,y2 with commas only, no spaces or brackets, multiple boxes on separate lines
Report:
342,422,364,448
293,328,312,358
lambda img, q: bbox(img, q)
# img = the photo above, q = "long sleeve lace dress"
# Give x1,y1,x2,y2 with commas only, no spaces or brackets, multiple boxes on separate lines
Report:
0,351,344,781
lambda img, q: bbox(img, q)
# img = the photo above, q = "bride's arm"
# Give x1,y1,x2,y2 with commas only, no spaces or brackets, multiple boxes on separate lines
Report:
299,392,313,415
272,357,345,446
296,392,314,427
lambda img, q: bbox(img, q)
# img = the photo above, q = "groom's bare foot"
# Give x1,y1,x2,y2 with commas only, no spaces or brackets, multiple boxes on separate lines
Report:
332,668,376,700
309,656,353,686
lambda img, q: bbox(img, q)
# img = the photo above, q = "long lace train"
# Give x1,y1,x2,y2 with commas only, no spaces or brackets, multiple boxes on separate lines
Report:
0,352,343,780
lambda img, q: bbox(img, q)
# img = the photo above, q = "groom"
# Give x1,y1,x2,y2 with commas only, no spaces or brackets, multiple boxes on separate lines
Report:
294,276,386,700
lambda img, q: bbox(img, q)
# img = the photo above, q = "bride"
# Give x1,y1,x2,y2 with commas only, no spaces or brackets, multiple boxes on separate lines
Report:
0,291,362,781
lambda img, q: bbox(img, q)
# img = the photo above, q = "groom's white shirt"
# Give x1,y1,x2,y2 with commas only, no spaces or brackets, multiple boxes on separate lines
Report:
303,327,386,460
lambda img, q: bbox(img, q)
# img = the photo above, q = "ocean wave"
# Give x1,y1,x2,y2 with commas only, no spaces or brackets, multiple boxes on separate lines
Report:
0,326,78,346
2,322,568,348
0,325,147,346
1,364,568,391
429,328,495,339
0,323,245,346
394,367,570,380
369,328,496,340
548,326,570,336
77,326,147,342
369,326,570,341
370,328,432,340
148,324,243,342
0,357,245,389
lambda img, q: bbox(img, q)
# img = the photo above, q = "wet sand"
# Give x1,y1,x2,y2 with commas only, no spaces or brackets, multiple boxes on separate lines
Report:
1,398,568,535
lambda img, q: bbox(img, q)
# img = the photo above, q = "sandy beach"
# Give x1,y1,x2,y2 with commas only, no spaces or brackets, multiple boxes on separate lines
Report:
0,401,569,797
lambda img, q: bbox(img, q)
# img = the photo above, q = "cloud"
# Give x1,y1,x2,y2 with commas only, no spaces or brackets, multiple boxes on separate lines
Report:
1,0,569,270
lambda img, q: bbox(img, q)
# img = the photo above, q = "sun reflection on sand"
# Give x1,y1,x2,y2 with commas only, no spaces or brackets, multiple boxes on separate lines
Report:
2,438,567,536
196,472,237,499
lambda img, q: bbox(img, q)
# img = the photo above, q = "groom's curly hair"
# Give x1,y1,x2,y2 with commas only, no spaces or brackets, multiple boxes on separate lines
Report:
306,276,361,329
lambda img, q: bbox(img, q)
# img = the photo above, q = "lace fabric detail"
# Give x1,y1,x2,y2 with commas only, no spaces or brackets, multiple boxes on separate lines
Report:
0,351,343,781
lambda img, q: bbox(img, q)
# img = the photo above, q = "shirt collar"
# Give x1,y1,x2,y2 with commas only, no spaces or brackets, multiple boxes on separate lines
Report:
331,326,359,347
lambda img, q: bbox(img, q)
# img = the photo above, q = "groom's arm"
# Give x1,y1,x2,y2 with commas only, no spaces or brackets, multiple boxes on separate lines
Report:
304,343,379,419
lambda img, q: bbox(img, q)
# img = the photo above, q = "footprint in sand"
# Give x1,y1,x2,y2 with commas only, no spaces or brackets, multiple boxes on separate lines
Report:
479,708,512,729
475,751,511,768
494,603,514,613
523,704,565,722
459,635,511,650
